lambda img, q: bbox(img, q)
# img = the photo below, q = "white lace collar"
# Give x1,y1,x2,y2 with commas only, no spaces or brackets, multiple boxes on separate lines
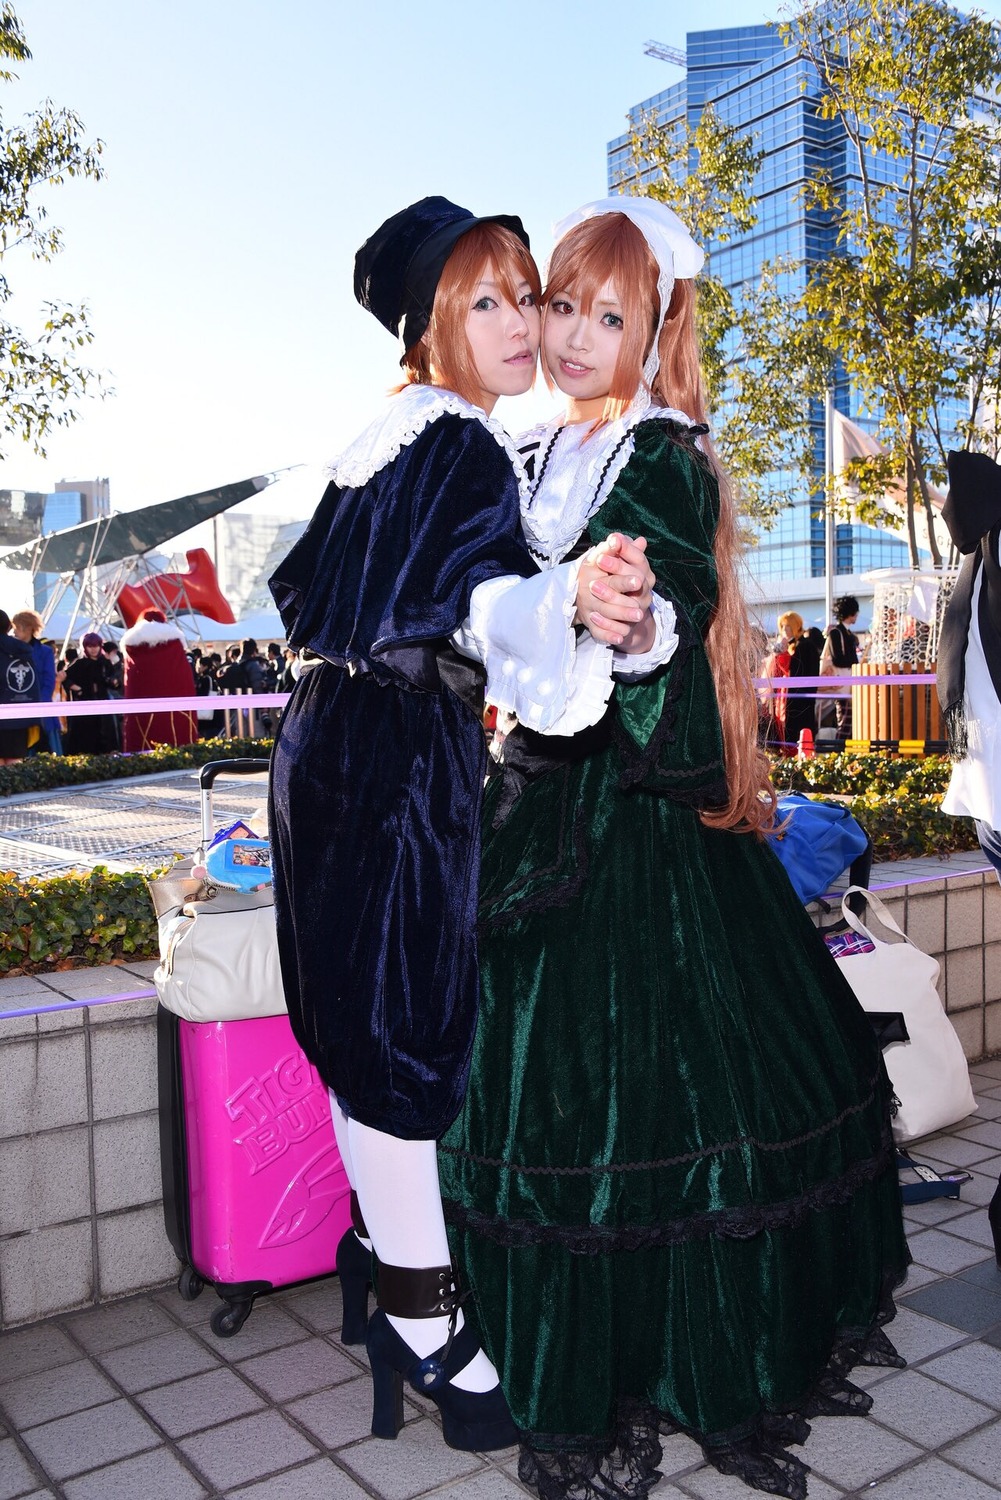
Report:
326,384,529,495
518,397,699,564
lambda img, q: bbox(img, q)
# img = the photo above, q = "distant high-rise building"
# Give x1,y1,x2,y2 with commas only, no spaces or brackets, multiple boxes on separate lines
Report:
608,26,938,626
33,483,111,616
240,519,308,619
54,477,110,522
210,513,307,621
0,490,46,547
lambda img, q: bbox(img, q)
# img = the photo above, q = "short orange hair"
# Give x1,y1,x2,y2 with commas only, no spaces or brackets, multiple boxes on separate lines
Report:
401,222,541,408
11,609,43,638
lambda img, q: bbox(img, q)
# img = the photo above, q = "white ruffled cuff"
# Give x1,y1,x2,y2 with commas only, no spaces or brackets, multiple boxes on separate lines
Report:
611,595,679,679
452,564,614,735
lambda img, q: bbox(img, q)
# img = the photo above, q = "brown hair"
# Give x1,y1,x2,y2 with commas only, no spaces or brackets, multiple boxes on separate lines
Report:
11,609,43,638
400,222,541,407
547,213,776,834
542,214,660,425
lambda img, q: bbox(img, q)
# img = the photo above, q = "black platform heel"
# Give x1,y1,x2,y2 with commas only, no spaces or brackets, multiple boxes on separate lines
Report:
366,1261,517,1452
336,1190,373,1345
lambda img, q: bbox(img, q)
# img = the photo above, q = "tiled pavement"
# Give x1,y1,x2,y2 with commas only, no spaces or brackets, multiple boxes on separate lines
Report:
0,1070,999,1500
0,774,999,1494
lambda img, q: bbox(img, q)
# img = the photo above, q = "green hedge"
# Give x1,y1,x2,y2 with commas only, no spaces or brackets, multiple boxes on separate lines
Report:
769,751,979,862
0,738,273,797
0,749,979,979
769,750,953,799
0,867,159,976
0,739,274,977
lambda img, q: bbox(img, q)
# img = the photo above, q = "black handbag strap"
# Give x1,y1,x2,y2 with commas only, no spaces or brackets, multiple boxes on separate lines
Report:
845,834,873,917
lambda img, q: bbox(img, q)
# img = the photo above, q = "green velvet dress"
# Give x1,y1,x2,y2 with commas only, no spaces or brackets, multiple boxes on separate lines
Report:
438,418,909,1500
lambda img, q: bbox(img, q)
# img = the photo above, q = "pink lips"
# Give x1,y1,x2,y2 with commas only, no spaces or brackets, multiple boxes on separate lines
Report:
505,351,534,365
559,357,592,378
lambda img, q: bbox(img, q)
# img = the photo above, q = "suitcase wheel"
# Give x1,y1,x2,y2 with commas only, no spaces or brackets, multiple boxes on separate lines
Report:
177,1266,205,1302
211,1298,253,1338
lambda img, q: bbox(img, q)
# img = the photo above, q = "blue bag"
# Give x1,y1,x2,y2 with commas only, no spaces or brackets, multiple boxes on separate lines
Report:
770,793,870,905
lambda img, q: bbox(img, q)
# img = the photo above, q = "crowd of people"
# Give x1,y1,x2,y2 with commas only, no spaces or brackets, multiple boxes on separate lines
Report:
189,638,294,738
759,594,863,753
0,610,293,761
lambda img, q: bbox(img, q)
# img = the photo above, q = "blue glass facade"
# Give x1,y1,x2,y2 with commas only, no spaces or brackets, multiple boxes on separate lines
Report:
34,491,86,614
608,26,918,598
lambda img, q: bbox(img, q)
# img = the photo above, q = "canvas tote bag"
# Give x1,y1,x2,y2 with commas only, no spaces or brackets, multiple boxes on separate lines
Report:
835,886,976,1143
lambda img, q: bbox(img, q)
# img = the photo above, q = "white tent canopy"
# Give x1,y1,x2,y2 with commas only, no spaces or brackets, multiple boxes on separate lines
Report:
42,608,287,647
172,610,288,644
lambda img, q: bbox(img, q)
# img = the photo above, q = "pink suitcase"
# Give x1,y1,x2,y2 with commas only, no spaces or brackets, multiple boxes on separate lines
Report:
159,1007,351,1336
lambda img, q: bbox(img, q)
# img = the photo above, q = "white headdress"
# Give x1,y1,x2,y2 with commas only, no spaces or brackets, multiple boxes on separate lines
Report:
551,197,705,386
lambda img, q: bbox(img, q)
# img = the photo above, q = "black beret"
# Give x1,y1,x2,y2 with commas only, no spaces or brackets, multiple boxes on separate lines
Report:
354,196,530,352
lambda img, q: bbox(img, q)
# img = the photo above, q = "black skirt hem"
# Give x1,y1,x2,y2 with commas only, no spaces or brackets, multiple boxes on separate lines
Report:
514,1274,906,1500
442,1134,899,1252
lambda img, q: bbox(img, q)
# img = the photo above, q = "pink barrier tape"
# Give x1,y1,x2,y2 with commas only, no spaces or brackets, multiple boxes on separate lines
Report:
764,687,851,699
0,693,289,721
871,865,995,891
752,674,936,689
1,985,157,1020
0,677,938,719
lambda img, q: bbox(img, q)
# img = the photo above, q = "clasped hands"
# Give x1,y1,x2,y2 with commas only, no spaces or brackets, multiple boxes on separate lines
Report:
573,534,657,654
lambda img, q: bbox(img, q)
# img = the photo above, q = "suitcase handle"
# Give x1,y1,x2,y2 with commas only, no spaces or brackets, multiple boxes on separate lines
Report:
198,758,271,850
199,758,271,790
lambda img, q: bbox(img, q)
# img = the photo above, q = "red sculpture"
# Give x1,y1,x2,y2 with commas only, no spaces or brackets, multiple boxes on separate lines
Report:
115,548,235,628
121,608,198,752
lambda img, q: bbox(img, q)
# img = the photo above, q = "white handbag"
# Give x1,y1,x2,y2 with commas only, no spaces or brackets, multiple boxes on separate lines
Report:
835,886,976,1143
149,862,287,1023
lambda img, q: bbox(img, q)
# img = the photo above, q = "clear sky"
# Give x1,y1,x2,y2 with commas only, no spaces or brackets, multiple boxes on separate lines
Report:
2,0,1000,546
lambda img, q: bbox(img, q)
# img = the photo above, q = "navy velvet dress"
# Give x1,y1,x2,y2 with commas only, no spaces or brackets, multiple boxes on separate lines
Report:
268,395,534,1141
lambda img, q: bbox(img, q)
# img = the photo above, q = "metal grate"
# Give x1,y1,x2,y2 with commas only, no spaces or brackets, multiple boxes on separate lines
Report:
0,770,269,876
0,836,90,876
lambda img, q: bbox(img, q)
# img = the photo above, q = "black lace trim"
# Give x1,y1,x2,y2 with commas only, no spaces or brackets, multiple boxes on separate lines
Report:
480,775,594,929
594,430,635,501
519,1404,664,1500
443,1131,899,1254
610,418,725,808
441,1070,885,1176
513,1280,905,1500
613,608,693,785
611,607,728,807
486,694,614,833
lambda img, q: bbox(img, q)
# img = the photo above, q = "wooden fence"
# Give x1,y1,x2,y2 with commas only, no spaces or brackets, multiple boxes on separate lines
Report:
851,662,943,746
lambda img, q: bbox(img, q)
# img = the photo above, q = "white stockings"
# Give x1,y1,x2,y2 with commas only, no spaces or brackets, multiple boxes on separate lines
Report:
328,1097,498,1393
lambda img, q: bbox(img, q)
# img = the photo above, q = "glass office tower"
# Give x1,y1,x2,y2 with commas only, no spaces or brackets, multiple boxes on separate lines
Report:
34,483,112,618
608,26,920,624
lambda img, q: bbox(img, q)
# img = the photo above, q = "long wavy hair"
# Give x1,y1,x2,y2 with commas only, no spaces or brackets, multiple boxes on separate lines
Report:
400,223,541,408
546,213,777,834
